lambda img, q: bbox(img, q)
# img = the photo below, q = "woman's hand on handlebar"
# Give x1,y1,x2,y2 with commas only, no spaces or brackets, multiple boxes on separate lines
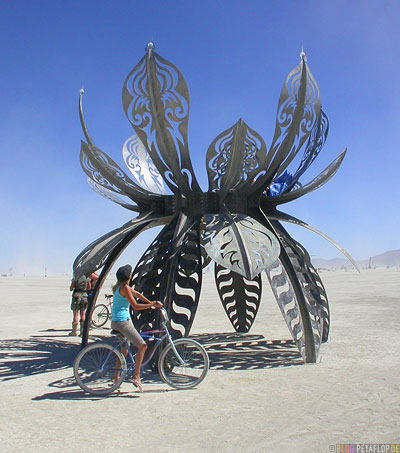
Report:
153,301,163,309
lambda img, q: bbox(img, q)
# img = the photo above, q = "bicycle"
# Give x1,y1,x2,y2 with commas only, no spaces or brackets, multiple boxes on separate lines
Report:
73,308,209,396
91,294,113,328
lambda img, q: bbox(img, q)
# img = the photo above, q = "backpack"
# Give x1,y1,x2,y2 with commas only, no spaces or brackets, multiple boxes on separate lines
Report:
74,275,89,292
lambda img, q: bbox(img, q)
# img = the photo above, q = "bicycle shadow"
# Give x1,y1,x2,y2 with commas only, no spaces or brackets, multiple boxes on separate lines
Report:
32,388,141,401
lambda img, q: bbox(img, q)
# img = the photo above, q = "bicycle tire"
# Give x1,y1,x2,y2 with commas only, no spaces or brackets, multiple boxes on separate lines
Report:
158,338,209,389
74,343,127,396
91,304,110,328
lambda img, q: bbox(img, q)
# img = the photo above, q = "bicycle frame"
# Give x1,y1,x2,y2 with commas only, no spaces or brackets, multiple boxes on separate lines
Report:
112,310,186,373
74,307,209,394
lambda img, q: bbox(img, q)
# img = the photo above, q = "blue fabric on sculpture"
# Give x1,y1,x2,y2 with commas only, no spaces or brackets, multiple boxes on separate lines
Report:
269,171,293,196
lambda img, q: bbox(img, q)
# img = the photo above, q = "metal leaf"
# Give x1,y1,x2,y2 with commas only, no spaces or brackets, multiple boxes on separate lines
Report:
73,213,157,280
265,257,309,361
80,141,158,204
272,221,329,343
131,216,203,338
288,107,329,191
87,178,139,212
131,217,179,331
122,134,168,195
78,89,95,146
206,120,268,198
166,218,203,337
253,55,321,193
201,211,281,280
122,47,200,195
262,150,346,206
268,209,359,272
215,263,262,332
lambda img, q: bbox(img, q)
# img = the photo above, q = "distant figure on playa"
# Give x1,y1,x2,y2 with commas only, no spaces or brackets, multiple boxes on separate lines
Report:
111,264,162,392
69,272,99,336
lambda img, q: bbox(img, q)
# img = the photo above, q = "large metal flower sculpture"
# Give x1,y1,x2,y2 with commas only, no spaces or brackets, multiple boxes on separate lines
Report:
75,43,356,363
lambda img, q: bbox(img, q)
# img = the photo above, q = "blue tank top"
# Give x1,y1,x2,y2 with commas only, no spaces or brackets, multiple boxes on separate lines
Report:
112,286,130,322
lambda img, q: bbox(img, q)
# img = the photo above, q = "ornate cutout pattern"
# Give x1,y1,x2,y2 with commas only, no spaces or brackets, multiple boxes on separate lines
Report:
215,264,262,332
74,45,354,364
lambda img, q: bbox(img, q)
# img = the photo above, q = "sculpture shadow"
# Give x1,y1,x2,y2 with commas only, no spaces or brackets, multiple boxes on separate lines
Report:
1,332,302,400
190,332,303,370
0,332,302,384
0,337,79,382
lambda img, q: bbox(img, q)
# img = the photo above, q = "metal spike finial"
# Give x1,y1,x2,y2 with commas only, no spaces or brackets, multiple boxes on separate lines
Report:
80,87,84,96
146,41,155,52
300,47,307,62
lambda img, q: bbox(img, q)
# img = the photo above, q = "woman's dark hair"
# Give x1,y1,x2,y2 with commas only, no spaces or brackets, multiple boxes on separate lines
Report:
112,265,132,293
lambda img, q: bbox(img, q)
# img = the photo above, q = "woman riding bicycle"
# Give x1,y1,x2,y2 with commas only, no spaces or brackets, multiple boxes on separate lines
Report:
111,264,162,392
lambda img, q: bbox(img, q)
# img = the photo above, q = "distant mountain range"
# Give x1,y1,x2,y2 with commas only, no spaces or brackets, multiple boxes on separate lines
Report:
312,249,400,269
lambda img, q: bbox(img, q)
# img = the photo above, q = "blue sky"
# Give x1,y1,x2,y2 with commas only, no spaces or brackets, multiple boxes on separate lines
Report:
1,0,399,275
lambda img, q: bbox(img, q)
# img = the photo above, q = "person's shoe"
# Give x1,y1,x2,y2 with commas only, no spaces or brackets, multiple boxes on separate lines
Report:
68,322,79,336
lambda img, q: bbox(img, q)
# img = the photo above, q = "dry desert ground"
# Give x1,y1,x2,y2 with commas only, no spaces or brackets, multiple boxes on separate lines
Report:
0,268,399,452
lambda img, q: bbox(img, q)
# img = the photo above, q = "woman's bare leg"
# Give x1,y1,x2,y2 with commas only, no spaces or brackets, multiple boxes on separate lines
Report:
133,343,147,379
132,343,147,391
113,346,128,384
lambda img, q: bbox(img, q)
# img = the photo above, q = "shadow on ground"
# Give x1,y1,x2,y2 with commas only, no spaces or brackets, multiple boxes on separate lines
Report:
0,336,79,382
0,331,302,386
1,331,302,400
192,332,303,370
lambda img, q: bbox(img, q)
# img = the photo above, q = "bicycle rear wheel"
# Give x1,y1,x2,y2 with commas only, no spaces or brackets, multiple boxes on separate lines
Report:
91,304,110,328
74,343,127,396
158,338,209,389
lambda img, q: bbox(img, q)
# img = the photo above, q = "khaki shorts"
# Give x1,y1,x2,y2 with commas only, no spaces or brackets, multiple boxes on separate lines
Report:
111,320,144,348
71,293,88,311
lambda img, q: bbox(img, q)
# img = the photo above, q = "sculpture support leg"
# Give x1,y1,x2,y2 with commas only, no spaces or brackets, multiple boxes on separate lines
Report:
80,221,154,348
272,220,329,342
160,215,203,338
269,248,318,363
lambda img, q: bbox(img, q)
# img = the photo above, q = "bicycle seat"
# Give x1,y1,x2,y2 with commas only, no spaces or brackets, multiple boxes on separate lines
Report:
110,329,124,337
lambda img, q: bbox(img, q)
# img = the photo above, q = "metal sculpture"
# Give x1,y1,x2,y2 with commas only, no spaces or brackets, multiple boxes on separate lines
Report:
74,43,356,363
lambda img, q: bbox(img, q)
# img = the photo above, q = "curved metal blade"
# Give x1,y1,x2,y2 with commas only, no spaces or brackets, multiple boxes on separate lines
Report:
73,212,160,279
122,134,168,195
265,255,319,362
81,141,160,203
287,107,329,191
271,220,330,342
78,89,95,147
122,47,201,195
165,218,203,337
131,217,179,331
269,210,360,272
201,211,281,280
80,214,163,346
87,178,140,212
263,150,346,206
252,55,321,194
215,263,262,333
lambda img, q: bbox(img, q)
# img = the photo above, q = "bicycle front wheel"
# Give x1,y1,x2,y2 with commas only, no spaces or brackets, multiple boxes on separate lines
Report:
74,343,127,396
91,304,110,328
158,338,209,389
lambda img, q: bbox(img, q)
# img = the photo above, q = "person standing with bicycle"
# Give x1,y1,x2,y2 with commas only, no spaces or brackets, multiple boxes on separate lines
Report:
69,272,98,336
111,264,162,391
